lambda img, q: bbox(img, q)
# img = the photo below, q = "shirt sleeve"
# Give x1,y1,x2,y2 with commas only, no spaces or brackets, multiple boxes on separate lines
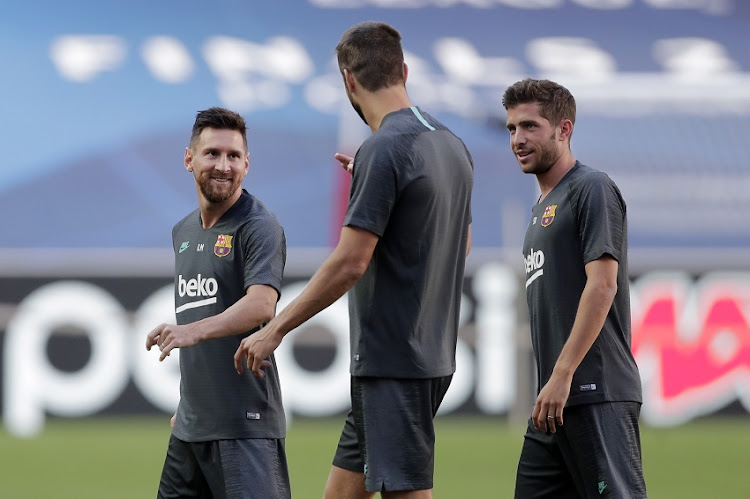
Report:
572,172,626,265
171,225,179,254
239,215,286,299
466,144,474,225
343,139,399,237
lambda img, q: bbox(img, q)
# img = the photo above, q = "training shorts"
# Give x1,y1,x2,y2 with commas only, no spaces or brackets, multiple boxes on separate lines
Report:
157,434,291,499
332,375,452,493
514,401,647,499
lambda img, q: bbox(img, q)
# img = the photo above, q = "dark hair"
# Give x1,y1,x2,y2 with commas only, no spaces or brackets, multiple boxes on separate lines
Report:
502,78,576,130
190,107,248,150
335,21,404,92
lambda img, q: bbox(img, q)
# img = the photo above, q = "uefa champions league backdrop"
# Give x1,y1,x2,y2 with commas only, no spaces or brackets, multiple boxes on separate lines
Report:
2,0,750,437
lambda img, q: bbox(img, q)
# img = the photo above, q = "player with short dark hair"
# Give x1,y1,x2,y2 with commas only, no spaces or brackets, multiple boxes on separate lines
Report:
233,21,474,499
190,106,249,151
503,78,647,498
146,106,290,498
335,21,405,92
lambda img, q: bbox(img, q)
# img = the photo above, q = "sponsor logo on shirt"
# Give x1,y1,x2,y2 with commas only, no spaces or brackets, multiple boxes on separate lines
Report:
176,273,219,313
178,274,218,297
580,383,597,391
214,234,233,257
524,248,545,288
178,241,190,253
541,204,557,227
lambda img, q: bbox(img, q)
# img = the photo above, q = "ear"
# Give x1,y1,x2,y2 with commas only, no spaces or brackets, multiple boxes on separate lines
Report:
403,62,409,84
559,119,573,142
343,68,356,93
244,152,250,174
184,147,194,172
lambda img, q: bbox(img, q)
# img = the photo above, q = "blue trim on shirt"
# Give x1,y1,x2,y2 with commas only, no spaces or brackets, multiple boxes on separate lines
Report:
410,106,435,131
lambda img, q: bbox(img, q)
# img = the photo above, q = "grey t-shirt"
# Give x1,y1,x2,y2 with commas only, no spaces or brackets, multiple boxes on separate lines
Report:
344,106,474,378
171,189,287,441
523,162,642,407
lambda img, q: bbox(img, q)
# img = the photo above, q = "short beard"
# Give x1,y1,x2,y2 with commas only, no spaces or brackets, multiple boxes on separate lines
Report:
197,174,242,203
347,90,368,126
522,132,559,175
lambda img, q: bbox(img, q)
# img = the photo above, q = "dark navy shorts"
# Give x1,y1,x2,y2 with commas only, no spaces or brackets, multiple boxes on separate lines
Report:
332,375,453,493
514,401,647,499
157,435,291,499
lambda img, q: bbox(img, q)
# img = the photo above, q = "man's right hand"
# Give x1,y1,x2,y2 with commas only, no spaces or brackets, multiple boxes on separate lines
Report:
334,152,354,174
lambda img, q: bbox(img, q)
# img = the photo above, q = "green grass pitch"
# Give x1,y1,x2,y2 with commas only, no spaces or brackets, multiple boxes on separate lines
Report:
1,416,748,498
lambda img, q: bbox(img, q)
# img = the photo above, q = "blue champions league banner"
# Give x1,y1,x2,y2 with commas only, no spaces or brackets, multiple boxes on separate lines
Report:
2,0,750,436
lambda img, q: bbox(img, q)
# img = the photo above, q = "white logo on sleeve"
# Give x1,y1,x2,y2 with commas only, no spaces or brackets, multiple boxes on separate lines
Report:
524,248,545,288
176,274,218,313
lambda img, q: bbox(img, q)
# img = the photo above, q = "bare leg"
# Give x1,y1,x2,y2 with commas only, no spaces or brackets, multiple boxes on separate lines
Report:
323,466,433,499
382,490,433,499
323,465,374,499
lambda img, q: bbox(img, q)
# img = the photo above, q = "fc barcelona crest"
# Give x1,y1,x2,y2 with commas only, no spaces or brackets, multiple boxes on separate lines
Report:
541,205,557,227
214,234,233,257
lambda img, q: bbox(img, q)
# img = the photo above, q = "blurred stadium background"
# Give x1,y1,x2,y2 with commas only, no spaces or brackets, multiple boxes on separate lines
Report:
1,0,749,497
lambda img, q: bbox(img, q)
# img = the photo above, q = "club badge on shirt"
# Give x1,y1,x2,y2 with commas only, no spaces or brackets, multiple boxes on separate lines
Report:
541,205,557,227
214,234,233,257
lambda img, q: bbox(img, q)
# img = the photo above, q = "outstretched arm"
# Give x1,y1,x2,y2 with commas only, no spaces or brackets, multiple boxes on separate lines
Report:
234,225,379,377
532,255,618,432
146,284,278,361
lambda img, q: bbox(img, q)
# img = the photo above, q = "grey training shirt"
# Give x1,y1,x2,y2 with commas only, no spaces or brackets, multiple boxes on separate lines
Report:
171,189,287,441
344,106,474,379
523,162,642,407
